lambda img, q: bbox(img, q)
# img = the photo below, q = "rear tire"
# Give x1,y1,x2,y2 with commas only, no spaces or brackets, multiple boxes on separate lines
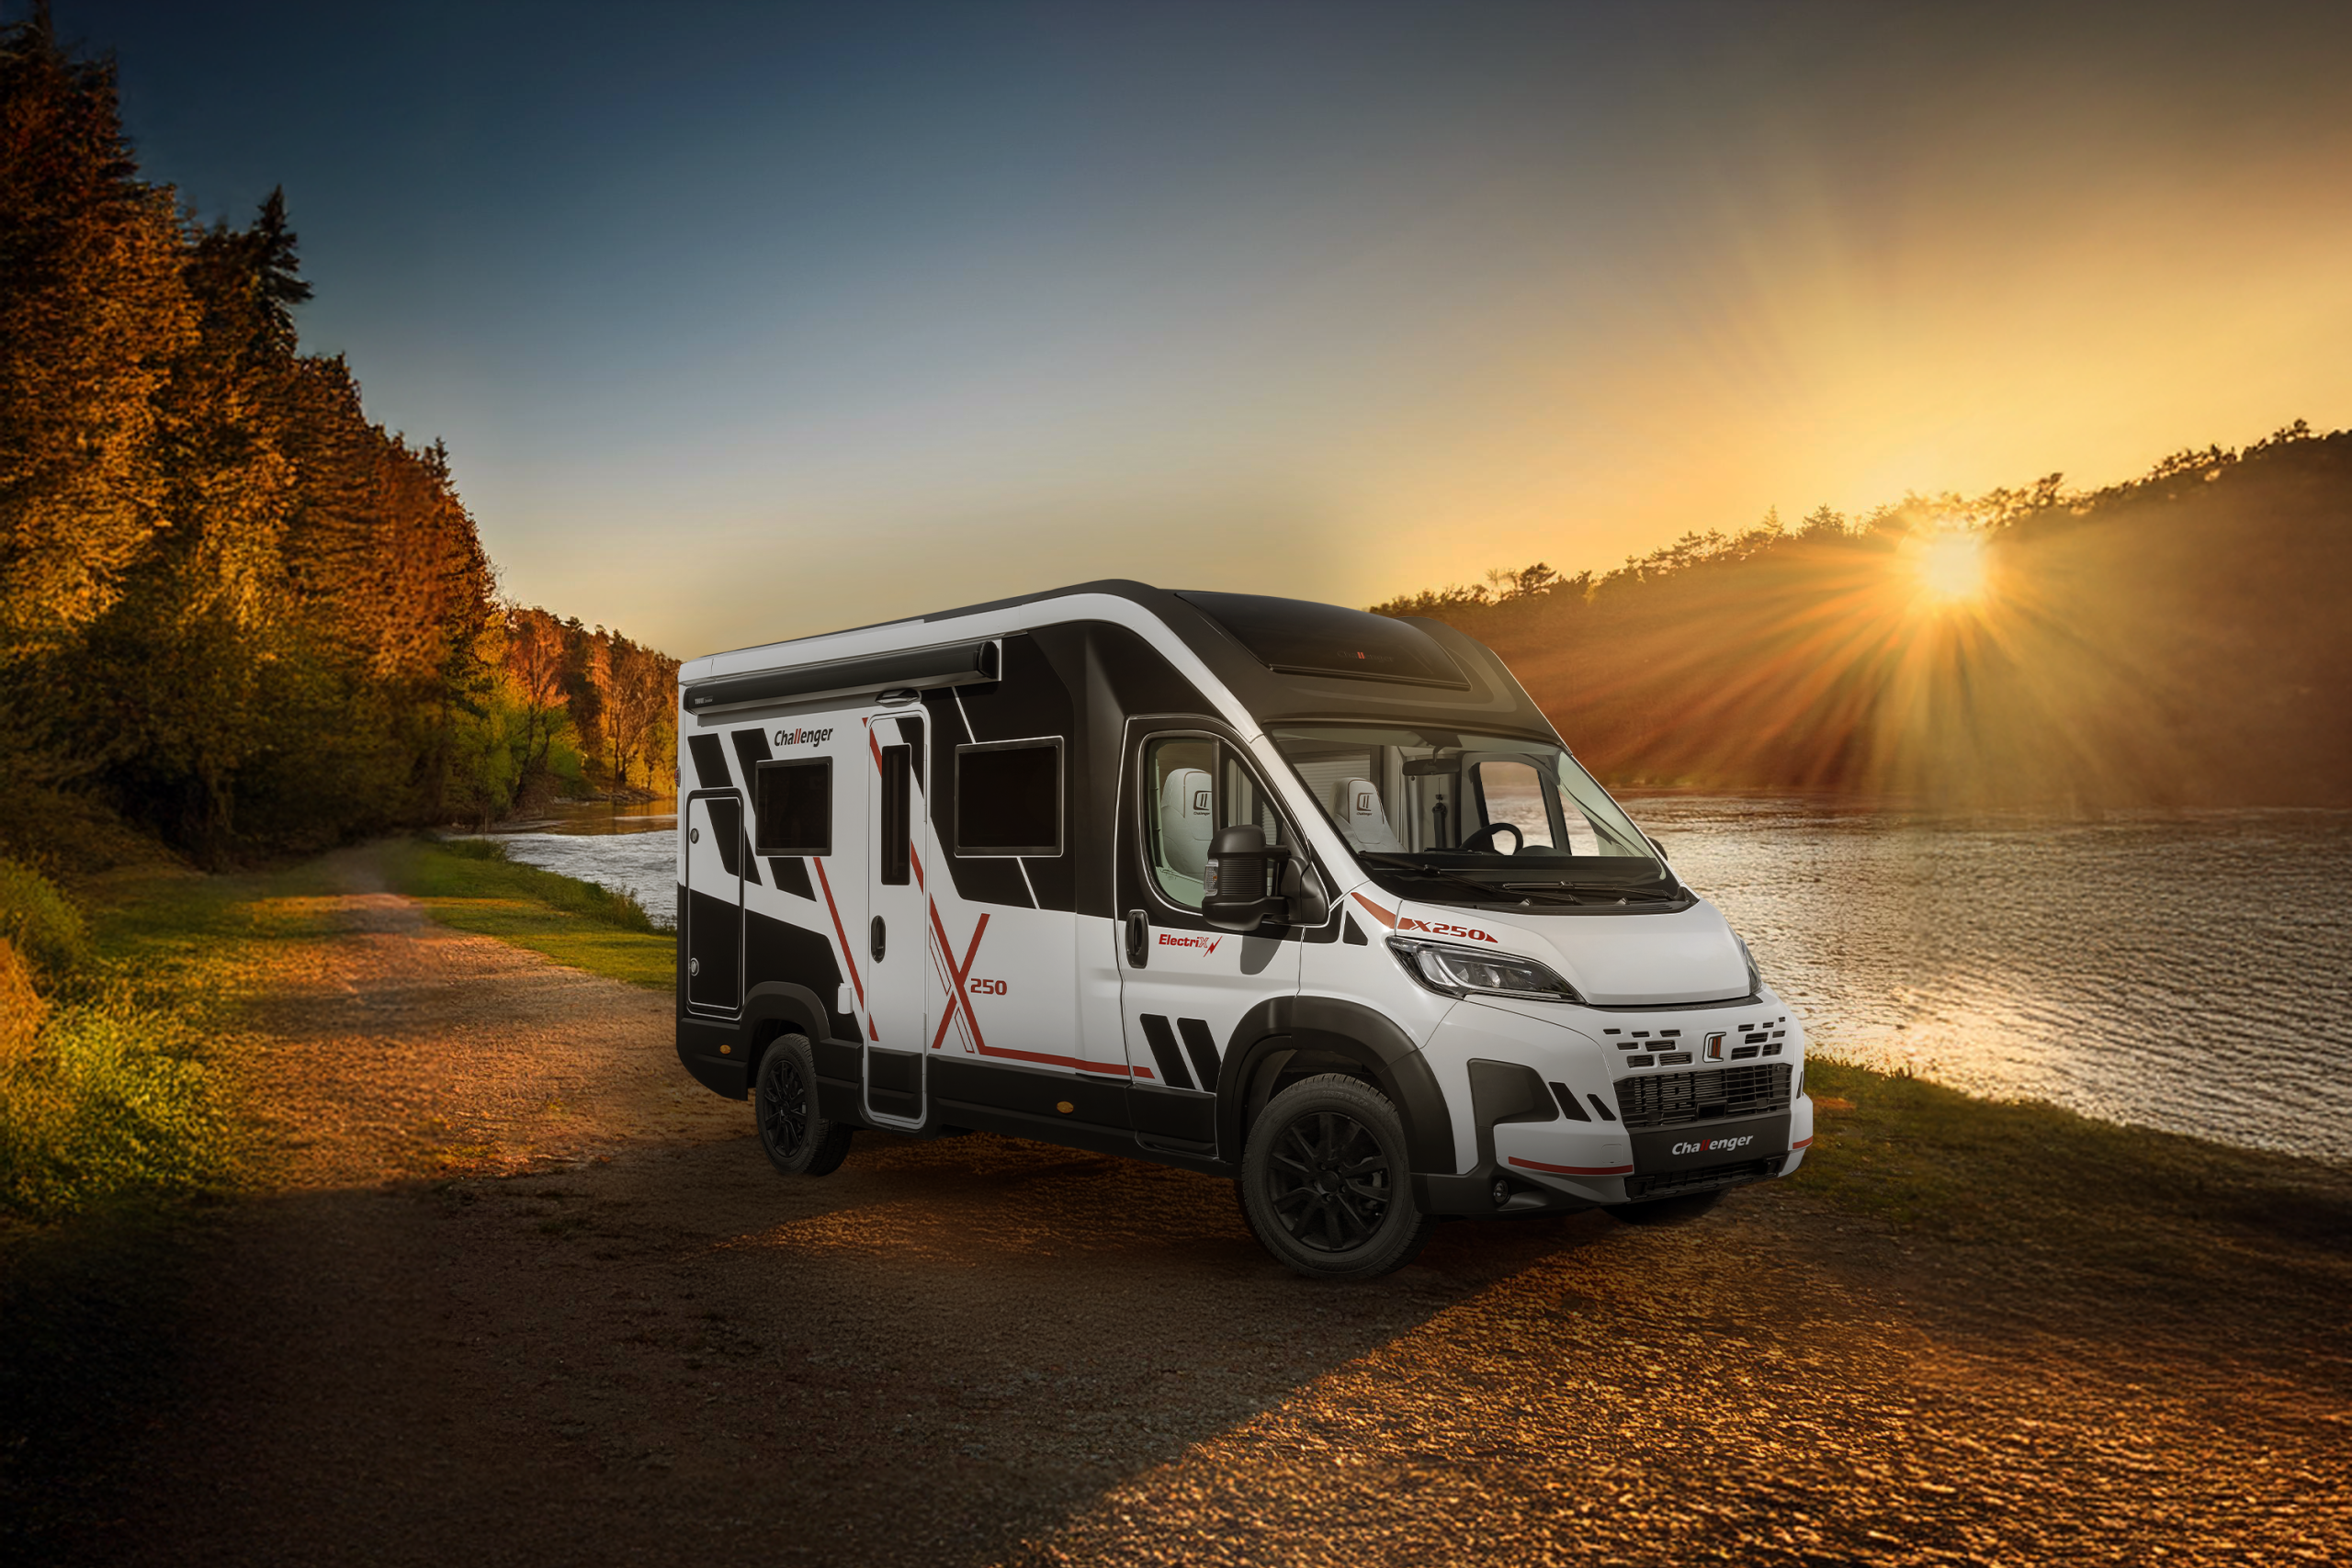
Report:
755,1033,852,1177
1602,1190,1722,1226
1240,1075,1436,1280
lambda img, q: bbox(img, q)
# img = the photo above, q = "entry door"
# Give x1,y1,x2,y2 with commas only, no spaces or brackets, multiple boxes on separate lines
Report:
863,709,931,1125
684,791,744,1015
1118,731,1301,1152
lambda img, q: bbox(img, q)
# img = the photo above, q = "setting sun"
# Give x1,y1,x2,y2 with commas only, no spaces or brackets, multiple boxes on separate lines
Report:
1908,530,1991,607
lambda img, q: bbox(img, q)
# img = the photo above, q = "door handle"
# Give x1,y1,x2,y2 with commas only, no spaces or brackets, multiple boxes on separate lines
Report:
870,916,887,964
1125,909,1148,968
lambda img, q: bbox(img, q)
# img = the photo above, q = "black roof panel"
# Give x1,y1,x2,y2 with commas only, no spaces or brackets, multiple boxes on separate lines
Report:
1173,591,1468,688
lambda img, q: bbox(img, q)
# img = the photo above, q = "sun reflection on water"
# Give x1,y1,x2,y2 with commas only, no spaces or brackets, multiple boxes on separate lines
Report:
1628,795,2352,1160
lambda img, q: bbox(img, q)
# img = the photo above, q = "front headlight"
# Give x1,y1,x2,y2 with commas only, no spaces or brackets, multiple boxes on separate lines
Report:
1387,936,1582,1003
1736,935,1764,997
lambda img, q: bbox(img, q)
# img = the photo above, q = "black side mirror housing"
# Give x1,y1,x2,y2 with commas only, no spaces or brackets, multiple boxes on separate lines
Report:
1202,824,1294,932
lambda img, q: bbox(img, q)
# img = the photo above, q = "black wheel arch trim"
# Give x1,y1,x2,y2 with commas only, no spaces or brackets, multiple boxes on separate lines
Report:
684,982,869,1120
1217,996,1456,1174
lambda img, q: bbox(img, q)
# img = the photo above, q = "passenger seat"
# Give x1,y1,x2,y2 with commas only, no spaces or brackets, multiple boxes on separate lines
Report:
1337,778,1404,852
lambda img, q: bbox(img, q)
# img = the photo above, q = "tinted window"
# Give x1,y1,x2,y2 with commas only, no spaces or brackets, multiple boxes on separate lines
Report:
878,744,911,885
956,740,1061,855
1144,737,1216,907
753,759,831,855
1177,591,1466,687
1143,735,1292,909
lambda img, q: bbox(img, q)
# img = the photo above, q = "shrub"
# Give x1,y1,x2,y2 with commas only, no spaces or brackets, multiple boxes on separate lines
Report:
0,990,231,1221
0,858,91,982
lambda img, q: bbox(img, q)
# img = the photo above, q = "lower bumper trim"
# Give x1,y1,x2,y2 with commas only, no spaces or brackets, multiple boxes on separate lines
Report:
1508,1156,1634,1177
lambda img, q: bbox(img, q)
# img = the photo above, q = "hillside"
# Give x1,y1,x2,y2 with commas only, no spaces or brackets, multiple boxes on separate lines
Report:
1378,425,2352,807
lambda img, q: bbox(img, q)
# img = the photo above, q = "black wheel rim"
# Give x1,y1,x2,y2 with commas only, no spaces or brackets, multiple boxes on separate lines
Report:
761,1055,809,1156
1264,1110,1392,1253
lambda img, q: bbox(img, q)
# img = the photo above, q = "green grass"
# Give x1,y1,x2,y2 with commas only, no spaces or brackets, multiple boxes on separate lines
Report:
0,863,258,1224
379,837,675,991
1789,1057,2352,1327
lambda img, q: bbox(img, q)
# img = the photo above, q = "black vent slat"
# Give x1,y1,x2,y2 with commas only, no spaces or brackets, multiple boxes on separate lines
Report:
1612,1063,1792,1129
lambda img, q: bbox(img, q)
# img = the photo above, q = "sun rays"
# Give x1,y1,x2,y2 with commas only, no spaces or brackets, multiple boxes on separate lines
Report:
1903,529,1993,612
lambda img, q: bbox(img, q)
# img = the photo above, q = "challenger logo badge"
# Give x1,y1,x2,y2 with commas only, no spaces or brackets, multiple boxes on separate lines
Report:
1672,1134,1756,1156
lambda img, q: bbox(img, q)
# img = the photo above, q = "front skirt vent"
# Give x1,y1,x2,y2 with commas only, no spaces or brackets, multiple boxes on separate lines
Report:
1623,1156,1783,1201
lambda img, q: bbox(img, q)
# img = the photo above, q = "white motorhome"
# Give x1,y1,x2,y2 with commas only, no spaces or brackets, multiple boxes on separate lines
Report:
673,583,1812,1279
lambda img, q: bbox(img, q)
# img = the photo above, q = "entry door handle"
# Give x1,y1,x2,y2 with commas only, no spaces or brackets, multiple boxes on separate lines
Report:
870,916,887,964
1125,909,1148,968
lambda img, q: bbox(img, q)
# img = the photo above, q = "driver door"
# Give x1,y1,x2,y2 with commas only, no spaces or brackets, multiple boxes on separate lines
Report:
1116,730,1301,1154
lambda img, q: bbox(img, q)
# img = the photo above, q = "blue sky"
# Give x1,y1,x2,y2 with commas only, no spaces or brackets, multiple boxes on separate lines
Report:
60,0,2352,655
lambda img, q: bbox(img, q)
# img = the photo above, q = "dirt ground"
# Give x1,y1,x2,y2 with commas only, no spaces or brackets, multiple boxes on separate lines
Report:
29,859,2352,1566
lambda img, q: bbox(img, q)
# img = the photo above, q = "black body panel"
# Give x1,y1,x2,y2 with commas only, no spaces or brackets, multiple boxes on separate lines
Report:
684,886,741,1012
1467,1057,1558,1168
743,905,854,1042
931,1055,1127,1130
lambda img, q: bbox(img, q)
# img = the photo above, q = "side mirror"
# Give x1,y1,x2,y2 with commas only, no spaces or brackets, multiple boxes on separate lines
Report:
1202,824,1293,932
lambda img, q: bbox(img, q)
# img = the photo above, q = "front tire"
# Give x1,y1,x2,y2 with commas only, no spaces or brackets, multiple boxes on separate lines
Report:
755,1033,852,1177
1240,1074,1435,1280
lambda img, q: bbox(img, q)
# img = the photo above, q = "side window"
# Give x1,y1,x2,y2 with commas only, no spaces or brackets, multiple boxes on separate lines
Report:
878,743,912,884
754,758,831,855
955,739,1062,856
1143,735,1289,910
1145,738,1216,907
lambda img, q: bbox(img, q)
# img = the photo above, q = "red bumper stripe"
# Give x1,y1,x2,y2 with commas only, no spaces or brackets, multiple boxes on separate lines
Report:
1508,1156,1635,1176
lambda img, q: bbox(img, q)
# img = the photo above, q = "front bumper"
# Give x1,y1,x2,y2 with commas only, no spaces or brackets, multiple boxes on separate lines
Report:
1418,994,1815,1212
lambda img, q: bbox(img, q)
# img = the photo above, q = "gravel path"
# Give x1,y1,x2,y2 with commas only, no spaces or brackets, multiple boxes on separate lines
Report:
56,853,2352,1566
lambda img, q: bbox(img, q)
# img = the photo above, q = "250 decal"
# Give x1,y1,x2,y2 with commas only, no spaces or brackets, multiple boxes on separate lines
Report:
967,977,1008,996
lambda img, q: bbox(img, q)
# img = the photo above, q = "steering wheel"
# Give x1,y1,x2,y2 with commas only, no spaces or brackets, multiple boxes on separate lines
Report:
1459,821,1523,855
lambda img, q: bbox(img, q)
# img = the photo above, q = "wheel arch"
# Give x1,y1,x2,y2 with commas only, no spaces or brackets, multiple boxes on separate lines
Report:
740,982,830,1083
1217,996,1456,1174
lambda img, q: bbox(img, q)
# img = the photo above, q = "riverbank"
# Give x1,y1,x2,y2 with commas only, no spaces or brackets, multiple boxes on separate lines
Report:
4,843,2347,1564
383,838,673,987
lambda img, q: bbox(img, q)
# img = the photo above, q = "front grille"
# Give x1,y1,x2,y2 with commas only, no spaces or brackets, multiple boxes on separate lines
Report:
1623,1156,1782,1201
1613,1063,1792,1129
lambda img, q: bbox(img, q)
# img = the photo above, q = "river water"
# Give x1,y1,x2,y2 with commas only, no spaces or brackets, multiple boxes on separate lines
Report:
483,796,2352,1159
473,798,682,931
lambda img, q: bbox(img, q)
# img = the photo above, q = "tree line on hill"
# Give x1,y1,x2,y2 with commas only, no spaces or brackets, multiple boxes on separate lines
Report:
0,16,675,865
1374,423,2352,807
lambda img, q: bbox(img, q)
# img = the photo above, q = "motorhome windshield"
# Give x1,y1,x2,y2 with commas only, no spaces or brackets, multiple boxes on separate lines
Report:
1269,725,1674,906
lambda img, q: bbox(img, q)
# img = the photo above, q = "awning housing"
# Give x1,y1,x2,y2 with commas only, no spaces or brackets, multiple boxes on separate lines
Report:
684,638,1001,716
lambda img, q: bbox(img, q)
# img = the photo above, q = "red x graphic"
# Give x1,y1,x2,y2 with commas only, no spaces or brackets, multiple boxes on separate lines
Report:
928,906,990,1053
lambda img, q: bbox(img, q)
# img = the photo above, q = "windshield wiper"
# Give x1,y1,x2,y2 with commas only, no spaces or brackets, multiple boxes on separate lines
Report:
1359,856,1583,905
1506,881,1681,905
